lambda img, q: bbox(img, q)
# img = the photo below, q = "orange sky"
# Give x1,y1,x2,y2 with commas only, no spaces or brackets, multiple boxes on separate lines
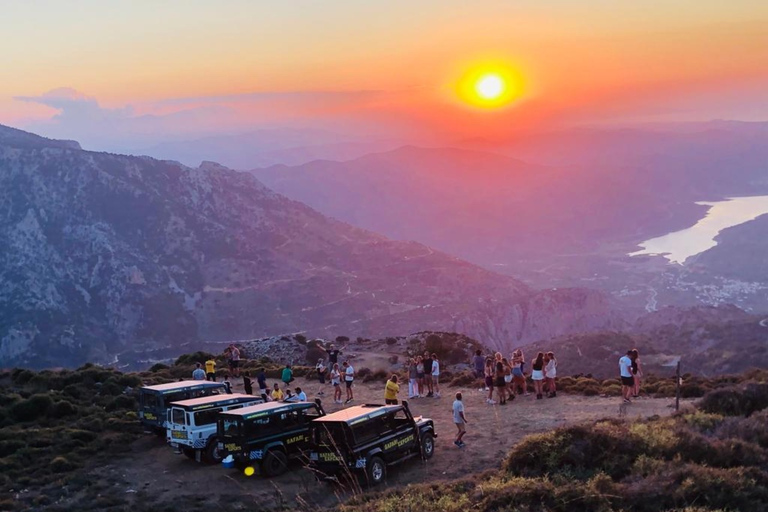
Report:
2,1,768,144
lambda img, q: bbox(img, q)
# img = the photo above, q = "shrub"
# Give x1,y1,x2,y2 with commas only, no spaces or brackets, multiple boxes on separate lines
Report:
699,383,768,417
335,336,350,343
450,372,478,388
105,395,136,412
386,337,398,346
149,363,170,372
295,334,307,343
305,346,325,364
174,351,215,367
49,456,76,473
49,400,77,418
388,355,399,365
11,394,53,421
357,368,372,379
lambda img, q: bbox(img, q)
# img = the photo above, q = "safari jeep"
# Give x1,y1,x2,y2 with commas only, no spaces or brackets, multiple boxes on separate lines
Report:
138,380,226,434
217,399,325,476
167,393,263,463
307,401,436,485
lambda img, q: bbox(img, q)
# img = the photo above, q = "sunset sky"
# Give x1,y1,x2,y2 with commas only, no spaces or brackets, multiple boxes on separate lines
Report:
3,1,768,150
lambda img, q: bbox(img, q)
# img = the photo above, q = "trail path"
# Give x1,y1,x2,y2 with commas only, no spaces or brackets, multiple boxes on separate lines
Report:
83,376,691,511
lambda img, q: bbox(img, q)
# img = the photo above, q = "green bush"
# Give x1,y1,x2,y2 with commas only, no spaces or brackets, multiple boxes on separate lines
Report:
699,383,768,417
11,394,53,421
149,363,170,372
49,400,77,418
49,456,76,473
449,372,478,388
174,351,215,366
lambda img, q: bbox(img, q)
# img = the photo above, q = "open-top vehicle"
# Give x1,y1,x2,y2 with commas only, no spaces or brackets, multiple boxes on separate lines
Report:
217,399,325,476
167,393,263,463
138,380,226,434
307,401,436,485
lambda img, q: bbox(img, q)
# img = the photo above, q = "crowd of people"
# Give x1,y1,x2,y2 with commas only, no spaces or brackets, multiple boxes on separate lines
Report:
187,341,644,450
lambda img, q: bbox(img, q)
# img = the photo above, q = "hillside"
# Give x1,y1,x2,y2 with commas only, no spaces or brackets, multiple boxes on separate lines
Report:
1,360,766,511
0,125,626,368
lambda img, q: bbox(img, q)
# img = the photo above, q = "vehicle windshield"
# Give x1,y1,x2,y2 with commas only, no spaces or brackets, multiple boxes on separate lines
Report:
141,393,160,409
219,417,241,438
171,408,186,426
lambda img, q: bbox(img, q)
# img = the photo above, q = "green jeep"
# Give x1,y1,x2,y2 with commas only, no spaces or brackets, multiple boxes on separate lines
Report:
138,380,226,434
216,399,325,476
307,401,436,485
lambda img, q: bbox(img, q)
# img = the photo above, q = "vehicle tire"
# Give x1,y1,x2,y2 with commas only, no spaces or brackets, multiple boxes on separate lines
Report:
420,432,435,460
182,447,196,460
366,456,386,486
262,450,288,477
204,438,223,464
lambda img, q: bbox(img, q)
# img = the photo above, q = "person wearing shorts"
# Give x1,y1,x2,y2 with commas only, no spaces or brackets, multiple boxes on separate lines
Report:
430,353,441,398
484,358,495,404
384,375,400,405
330,363,342,404
619,350,636,403
531,353,545,400
343,361,355,404
227,344,241,377
205,358,216,382
453,392,467,448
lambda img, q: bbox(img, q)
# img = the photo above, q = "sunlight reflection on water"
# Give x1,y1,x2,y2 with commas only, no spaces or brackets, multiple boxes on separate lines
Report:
629,196,768,264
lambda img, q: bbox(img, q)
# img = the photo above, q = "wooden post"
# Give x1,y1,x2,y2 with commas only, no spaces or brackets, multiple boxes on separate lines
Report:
675,360,681,412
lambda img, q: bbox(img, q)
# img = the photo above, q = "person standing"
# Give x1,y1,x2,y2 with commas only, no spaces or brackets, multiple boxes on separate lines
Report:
222,374,233,394
343,360,355,404
330,363,342,404
242,371,253,395
472,350,485,381
495,360,507,405
430,353,441,398
192,363,206,381
619,350,635,404
204,358,216,382
281,364,294,388
384,375,400,405
323,343,345,367
415,356,425,398
408,358,419,399
502,358,514,401
256,368,268,401
423,352,434,397
632,349,643,398
531,353,545,400
226,344,241,378
511,350,527,396
485,358,495,404
545,352,557,398
452,392,467,448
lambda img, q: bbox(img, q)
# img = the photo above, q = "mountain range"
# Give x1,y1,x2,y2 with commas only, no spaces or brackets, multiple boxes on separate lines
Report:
0,124,627,368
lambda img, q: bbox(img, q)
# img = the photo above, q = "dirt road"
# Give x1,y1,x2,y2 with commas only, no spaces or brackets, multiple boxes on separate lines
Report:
80,376,691,511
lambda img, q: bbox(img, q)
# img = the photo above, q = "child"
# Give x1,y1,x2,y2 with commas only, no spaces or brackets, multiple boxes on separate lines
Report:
222,374,233,394
452,392,467,448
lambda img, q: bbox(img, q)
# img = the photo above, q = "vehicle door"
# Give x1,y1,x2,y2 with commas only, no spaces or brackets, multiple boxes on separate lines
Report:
168,407,189,446
389,409,418,456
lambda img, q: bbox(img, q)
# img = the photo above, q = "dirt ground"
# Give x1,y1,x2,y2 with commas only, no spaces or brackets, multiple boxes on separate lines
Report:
81,356,694,511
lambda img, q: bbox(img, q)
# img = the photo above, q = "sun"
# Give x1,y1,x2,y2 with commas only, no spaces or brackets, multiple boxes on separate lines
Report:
475,74,505,100
455,63,524,109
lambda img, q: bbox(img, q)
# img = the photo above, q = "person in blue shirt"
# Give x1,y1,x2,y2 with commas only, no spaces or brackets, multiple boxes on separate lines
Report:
192,363,206,381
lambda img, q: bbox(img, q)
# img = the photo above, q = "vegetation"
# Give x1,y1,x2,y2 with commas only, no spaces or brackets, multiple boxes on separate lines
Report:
339,381,768,512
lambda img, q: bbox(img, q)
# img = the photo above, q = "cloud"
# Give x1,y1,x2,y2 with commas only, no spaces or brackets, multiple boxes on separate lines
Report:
15,87,134,123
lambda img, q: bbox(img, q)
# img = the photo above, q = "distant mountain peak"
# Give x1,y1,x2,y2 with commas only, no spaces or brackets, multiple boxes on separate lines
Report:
0,124,81,150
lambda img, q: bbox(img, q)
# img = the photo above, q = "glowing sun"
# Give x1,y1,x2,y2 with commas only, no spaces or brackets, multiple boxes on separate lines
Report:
456,63,524,109
475,73,505,100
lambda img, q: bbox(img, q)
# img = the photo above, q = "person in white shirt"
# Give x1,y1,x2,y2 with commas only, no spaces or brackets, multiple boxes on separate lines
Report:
544,352,557,398
430,353,441,398
285,387,307,402
452,392,467,448
619,350,636,403
343,361,355,404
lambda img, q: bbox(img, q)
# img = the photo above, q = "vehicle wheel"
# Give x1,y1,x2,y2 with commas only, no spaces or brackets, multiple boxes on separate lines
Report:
262,450,288,477
421,433,435,460
204,438,223,464
182,447,196,460
366,456,386,486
